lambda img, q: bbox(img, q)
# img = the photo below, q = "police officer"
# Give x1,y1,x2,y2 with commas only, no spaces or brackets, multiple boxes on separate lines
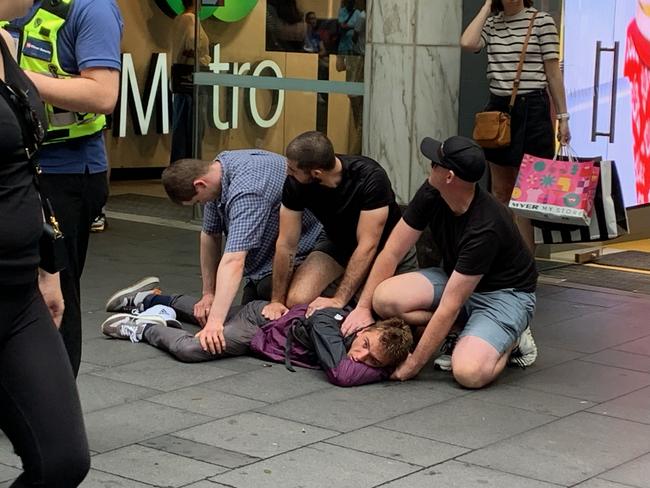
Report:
3,0,123,375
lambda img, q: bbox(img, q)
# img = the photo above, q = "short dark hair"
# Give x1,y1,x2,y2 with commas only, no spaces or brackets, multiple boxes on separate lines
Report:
285,131,336,171
305,11,316,19
181,0,195,11
369,318,413,366
491,0,533,13
162,159,212,204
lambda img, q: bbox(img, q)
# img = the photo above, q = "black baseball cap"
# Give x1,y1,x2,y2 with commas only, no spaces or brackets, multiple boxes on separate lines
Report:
420,136,486,183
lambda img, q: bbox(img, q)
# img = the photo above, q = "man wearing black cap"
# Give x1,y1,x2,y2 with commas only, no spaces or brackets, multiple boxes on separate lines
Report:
342,136,538,389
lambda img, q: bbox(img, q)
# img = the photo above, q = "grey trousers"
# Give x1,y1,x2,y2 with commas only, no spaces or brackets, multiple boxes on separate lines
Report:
142,300,268,362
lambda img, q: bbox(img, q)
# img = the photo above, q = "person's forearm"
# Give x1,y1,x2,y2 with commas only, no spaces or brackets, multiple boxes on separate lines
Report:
460,1,492,51
410,306,461,369
25,71,118,114
208,253,245,325
333,241,379,306
356,247,400,310
546,61,569,114
270,245,296,303
200,232,221,295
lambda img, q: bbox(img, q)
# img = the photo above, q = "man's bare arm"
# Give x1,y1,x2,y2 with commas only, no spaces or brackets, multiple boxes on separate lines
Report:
332,206,389,306
26,67,119,114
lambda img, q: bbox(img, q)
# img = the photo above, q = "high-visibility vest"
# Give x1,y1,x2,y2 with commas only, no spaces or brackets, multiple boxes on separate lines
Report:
2,0,106,143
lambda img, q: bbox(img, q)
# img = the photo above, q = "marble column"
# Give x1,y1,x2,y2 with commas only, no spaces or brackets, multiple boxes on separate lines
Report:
364,0,462,202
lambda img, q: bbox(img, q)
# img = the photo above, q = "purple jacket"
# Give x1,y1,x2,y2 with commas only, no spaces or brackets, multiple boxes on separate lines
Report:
250,306,388,387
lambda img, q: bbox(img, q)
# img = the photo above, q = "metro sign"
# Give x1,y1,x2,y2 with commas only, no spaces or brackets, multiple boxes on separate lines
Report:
153,0,258,22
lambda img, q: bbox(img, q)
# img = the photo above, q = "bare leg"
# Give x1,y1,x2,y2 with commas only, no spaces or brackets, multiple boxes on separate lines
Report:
372,272,436,327
451,335,514,389
489,162,534,253
286,251,344,307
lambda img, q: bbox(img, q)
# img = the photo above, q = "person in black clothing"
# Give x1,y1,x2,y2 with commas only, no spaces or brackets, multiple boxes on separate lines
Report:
262,131,416,321
343,136,538,389
0,2,89,486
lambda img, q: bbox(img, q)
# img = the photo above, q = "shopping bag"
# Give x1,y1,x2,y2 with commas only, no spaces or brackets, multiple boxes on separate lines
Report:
533,160,629,244
509,152,600,225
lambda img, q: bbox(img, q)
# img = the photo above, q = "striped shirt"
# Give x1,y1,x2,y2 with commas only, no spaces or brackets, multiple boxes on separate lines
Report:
479,7,559,96
202,150,322,281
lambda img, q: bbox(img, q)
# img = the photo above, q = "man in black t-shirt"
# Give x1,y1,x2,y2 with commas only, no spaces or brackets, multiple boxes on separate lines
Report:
262,131,416,321
342,136,538,389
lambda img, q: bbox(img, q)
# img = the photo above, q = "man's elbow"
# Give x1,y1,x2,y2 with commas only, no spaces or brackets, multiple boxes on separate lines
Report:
95,90,119,114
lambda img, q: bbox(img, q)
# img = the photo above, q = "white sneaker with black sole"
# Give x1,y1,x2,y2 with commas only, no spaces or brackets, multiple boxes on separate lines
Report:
509,327,538,368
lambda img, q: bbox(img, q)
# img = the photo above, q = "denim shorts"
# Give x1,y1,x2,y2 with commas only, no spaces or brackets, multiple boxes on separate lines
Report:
417,267,536,354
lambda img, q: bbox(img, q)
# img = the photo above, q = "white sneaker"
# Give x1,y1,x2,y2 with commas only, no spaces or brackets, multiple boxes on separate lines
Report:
434,333,458,372
509,327,538,368
101,314,167,343
105,277,161,313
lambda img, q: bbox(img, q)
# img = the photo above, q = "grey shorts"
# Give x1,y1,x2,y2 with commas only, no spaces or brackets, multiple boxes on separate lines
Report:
417,267,536,354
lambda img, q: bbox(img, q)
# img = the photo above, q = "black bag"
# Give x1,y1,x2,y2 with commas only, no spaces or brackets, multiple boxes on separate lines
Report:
0,80,68,273
532,158,629,244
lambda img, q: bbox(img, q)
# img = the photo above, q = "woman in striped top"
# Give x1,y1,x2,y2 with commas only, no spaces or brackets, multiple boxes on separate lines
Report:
461,0,571,250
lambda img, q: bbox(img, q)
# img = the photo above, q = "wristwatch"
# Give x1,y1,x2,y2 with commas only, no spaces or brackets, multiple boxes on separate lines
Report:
556,112,570,121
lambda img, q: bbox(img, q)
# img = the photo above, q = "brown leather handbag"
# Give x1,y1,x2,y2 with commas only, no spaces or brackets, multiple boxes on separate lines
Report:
473,12,538,149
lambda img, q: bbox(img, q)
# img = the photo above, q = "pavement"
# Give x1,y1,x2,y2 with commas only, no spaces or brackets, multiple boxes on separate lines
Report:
2,218,650,488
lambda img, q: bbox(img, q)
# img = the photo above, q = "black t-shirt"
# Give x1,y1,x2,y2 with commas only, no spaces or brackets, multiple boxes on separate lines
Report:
282,155,402,258
403,182,537,293
0,36,47,286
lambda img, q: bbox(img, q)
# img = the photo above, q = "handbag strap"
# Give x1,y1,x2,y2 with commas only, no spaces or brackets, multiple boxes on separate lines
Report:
509,11,539,109
0,80,62,236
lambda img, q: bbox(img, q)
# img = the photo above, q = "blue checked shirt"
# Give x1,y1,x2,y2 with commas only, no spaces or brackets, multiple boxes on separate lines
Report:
203,150,322,281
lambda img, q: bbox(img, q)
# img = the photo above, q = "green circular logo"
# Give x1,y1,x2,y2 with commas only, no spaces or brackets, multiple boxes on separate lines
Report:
154,0,258,22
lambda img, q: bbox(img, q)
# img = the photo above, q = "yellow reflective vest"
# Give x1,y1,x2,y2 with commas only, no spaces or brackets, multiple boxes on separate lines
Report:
2,0,105,143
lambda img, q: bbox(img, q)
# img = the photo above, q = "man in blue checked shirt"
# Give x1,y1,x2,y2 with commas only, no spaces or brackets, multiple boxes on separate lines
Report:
154,150,322,355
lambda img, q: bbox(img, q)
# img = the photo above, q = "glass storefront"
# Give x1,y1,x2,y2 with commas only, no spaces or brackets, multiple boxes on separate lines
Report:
108,0,366,174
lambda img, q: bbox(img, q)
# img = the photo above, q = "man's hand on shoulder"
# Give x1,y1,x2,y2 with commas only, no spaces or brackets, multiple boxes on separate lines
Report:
341,306,374,337
195,318,226,355
262,301,289,320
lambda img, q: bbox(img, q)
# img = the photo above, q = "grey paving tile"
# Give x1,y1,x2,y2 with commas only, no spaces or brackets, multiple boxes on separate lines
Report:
140,435,260,468
379,396,554,449
84,400,212,452
550,288,638,308
531,298,603,328
459,412,650,486
183,482,231,488
325,426,468,467
212,442,417,488
202,364,332,403
574,478,643,488
512,360,650,402
615,335,650,357
467,385,595,417
175,412,338,459
259,381,460,432
78,361,105,375
0,464,20,484
535,283,565,298
214,356,275,373
77,373,160,413
146,386,267,418
91,356,237,392
80,469,151,487
92,445,225,487
534,310,650,354
380,460,562,488
587,386,650,424
82,336,166,367
580,349,650,373
599,453,650,488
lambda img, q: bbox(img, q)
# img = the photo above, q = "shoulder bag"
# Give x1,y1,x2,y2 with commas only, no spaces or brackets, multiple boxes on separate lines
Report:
473,11,538,149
